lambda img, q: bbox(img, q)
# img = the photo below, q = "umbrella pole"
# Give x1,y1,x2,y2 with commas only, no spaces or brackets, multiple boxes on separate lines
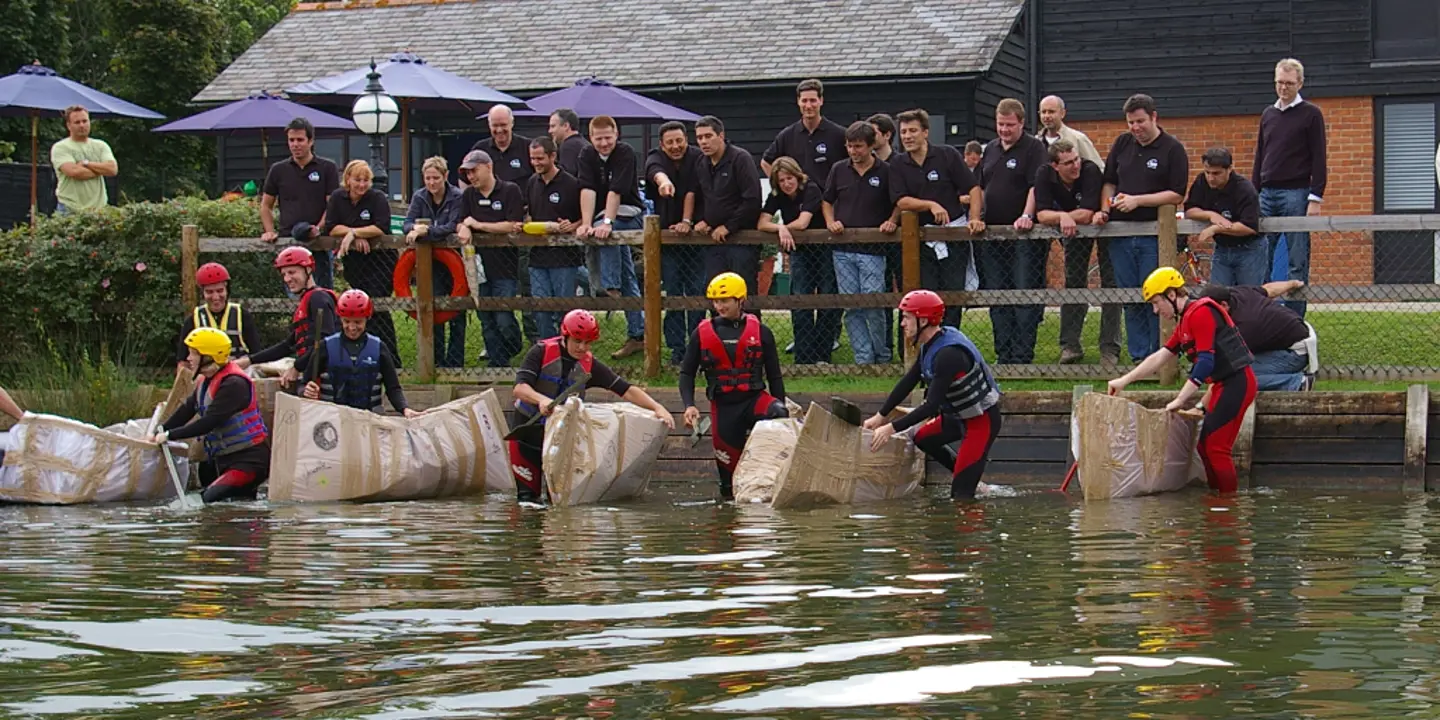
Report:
261,128,268,168
400,98,410,199
30,113,38,230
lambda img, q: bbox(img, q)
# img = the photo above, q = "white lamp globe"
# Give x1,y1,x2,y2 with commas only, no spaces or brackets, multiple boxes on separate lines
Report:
352,92,399,135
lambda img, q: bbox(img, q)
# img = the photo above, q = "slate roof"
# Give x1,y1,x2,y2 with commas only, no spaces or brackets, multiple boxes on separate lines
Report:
194,0,1025,103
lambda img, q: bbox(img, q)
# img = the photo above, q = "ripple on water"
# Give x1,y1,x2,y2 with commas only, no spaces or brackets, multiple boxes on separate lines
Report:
623,550,777,564
3,680,264,715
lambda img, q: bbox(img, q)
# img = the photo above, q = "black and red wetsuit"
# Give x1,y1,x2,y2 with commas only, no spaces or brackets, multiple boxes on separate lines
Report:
679,314,787,499
879,326,1002,499
162,362,270,504
246,286,338,371
1165,297,1257,493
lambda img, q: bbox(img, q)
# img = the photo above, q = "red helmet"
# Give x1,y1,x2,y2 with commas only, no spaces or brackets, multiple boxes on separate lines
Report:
196,262,231,287
561,309,600,342
899,289,945,324
274,246,315,271
336,289,374,318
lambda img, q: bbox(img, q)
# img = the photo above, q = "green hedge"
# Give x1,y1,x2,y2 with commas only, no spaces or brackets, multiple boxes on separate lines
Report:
0,198,283,372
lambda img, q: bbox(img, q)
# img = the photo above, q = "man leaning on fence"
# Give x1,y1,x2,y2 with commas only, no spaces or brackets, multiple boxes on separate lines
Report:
1035,139,1120,366
525,137,587,341
647,121,706,366
693,116,763,297
1186,147,1263,286
1094,93,1189,362
577,115,645,360
261,117,339,289
457,150,525,368
51,105,116,214
404,155,467,368
980,98,1049,365
1254,57,1326,319
824,121,900,365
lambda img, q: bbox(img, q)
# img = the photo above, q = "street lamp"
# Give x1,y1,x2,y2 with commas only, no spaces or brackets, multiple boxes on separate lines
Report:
351,59,400,196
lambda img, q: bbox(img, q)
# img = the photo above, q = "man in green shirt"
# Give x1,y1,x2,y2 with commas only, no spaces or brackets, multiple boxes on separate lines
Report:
50,106,117,213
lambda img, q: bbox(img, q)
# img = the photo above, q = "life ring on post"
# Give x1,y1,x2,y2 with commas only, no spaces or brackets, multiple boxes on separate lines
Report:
392,247,470,325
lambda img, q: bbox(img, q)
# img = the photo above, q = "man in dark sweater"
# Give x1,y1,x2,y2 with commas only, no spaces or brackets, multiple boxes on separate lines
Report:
1202,280,1312,391
1186,147,1262,286
693,116,763,296
646,121,706,365
1253,57,1326,318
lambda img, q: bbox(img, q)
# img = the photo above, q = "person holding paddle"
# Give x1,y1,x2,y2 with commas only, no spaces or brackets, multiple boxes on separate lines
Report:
148,328,270,504
679,273,789,500
864,290,1002,500
509,309,673,503
238,246,337,389
301,290,419,418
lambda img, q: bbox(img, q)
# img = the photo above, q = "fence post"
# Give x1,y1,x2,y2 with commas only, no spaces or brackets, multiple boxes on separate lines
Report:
181,225,199,310
1404,384,1429,493
643,216,663,378
1157,204,1179,385
415,241,436,383
900,211,921,368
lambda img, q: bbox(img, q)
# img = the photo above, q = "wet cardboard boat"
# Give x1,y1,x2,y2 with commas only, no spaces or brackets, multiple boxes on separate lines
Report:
542,398,668,507
0,413,189,504
1073,392,1205,501
770,402,926,509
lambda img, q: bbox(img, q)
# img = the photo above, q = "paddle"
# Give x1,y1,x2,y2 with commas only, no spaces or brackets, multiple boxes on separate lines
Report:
306,307,327,391
1060,386,1115,493
503,370,591,441
689,415,712,448
830,396,864,427
148,402,200,510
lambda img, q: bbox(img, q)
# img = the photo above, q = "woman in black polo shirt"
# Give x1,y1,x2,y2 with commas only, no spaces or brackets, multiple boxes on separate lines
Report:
759,156,839,365
324,160,400,364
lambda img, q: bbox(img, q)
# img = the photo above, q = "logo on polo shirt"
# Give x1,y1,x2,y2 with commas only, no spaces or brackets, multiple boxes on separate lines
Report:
1074,192,1084,202
816,143,828,155
491,200,503,211
510,158,522,168
549,192,560,204
308,171,320,182
1006,158,1018,170
868,176,881,188
1221,210,1233,219
927,170,939,181
359,209,371,221
1146,158,1159,170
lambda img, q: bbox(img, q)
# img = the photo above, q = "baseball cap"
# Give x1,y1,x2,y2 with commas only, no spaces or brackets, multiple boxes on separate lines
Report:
460,149,492,170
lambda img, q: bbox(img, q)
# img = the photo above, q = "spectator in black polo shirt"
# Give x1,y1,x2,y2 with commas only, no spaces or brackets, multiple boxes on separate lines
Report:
1035,140,1120,366
323,159,400,364
525,137,587,342
824,122,900,365
472,104,533,185
868,113,896,163
979,98,1049,365
693,115,763,297
964,141,984,172
1201,280,1311,390
456,150,525,367
760,156,838,365
761,79,847,188
576,115,645,359
1094,93,1189,362
1186,147,1262,286
1254,58,1326,319
646,121,705,365
868,112,899,352
548,108,589,176
891,109,984,328
261,117,339,289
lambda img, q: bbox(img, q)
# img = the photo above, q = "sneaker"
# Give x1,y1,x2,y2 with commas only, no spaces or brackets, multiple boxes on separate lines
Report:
1100,352,1121,367
478,348,489,360
611,338,645,359
1059,348,1084,365
1300,374,1315,391
784,341,795,354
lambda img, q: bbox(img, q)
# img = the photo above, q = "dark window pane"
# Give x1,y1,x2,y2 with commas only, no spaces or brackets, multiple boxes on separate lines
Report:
1374,0,1440,60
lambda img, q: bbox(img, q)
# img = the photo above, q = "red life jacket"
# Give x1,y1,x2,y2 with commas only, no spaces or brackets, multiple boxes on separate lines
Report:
291,287,337,364
1174,297,1253,382
697,314,765,397
194,362,268,458
514,337,593,417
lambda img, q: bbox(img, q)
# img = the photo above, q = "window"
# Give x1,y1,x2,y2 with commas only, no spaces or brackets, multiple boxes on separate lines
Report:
1375,99,1440,283
1374,0,1440,61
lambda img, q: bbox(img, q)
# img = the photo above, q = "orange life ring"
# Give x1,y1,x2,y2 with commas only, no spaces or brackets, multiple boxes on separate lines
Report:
392,248,470,324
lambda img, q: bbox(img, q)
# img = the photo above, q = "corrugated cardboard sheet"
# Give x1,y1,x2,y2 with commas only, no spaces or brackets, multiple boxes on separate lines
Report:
771,402,926,509
267,389,511,502
733,418,803,504
0,413,187,504
1075,393,1204,501
543,398,668,507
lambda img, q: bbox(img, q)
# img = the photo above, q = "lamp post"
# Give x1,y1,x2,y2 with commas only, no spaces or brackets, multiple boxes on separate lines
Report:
351,59,400,196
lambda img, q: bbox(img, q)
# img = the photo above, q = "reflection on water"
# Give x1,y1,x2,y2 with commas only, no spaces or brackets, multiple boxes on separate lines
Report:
0,487,1437,717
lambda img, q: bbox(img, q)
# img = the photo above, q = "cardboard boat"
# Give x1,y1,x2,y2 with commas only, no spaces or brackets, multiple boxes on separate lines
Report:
266,389,512,502
0,413,189,504
1073,392,1205,501
733,418,804,504
771,402,926,509
542,398,668,507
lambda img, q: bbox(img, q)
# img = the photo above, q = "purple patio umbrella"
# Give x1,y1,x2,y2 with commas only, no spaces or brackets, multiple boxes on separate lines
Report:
153,92,355,166
506,76,701,122
287,52,527,196
0,62,164,225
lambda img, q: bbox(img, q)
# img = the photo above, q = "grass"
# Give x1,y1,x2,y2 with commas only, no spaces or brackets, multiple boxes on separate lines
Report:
1,342,162,429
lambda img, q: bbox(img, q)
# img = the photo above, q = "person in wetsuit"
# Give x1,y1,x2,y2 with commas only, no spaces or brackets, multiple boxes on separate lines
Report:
301,289,419,418
150,328,270,504
864,289,1003,499
237,246,337,389
175,262,260,370
509,309,674,502
679,272,788,499
1109,267,1257,493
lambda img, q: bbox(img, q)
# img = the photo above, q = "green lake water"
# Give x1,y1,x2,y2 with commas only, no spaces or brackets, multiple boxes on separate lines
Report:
0,486,1436,718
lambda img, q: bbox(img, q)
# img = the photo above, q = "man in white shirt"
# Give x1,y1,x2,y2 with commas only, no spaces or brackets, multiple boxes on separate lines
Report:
1037,95,1103,170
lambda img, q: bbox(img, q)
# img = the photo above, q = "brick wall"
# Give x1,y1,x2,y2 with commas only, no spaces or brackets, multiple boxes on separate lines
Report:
1045,96,1375,285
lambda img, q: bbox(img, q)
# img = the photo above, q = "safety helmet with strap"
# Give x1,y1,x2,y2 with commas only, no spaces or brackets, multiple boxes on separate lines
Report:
707,272,748,300
275,246,316,271
1142,266,1187,318
899,289,946,344
185,326,233,367
336,289,374,319
196,262,231,287
561,309,600,341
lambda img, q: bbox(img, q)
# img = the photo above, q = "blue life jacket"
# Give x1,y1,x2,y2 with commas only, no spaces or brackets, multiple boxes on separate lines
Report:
320,333,384,412
921,327,1001,418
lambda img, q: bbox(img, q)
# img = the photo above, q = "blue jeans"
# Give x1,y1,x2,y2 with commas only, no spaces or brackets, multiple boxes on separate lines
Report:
1109,236,1160,361
977,238,1048,364
1260,187,1311,318
529,265,580,340
1252,348,1307,391
433,259,466,367
790,246,842,364
834,251,890,364
595,216,645,339
477,278,522,367
1210,239,1269,287
662,245,705,361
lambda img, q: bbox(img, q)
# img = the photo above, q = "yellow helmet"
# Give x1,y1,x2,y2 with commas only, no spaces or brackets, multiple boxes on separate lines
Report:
1141,267,1186,301
706,272,748,300
184,327,233,366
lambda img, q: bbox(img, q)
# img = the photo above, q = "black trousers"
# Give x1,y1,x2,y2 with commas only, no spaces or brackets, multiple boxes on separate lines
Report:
711,391,788,499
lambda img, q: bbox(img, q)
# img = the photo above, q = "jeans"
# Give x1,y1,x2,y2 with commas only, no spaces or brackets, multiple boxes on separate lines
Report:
1251,348,1307,391
340,248,400,365
834,251,890,364
595,216,644,339
1210,239,1268,287
529,265,581,340
704,245,760,301
789,246,841,364
1260,187,1311,318
1060,236,1121,358
919,240,969,328
662,245,706,361
884,243,900,353
978,238,1049,364
477,278,522,367
432,258,466,367
1109,235,1160,361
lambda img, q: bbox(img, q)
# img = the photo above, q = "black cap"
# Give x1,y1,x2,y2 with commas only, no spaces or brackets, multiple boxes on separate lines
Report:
291,222,313,242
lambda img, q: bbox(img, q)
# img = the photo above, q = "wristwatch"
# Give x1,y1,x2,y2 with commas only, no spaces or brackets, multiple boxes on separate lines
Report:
681,218,692,225
602,217,613,225
1022,213,1035,221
